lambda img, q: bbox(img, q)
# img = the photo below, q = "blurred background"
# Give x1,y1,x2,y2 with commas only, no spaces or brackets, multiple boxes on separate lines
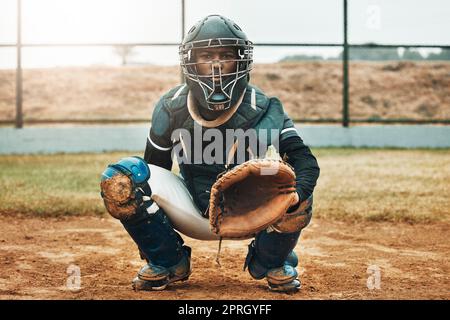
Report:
0,1,449,300
0,0,449,126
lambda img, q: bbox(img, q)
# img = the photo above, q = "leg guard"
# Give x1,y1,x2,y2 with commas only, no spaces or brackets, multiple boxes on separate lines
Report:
245,195,311,275
100,156,156,220
101,156,184,266
244,195,313,291
122,208,186,267
244,230,302,292
244,230,301,279
123,208,192,291
100,157,191,289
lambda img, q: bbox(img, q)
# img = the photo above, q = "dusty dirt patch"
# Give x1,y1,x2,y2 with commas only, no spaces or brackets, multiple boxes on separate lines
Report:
0,215,448,300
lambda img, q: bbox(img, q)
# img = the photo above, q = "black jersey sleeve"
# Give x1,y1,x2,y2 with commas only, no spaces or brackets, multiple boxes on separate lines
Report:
279,119,320,202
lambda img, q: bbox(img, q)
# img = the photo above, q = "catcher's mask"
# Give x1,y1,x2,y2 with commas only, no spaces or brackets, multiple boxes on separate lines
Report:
179,15,253,111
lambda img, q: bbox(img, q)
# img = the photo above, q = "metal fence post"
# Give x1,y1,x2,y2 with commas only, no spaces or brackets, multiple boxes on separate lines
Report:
180,0,185,84
342,0,349,127
15,0,23,129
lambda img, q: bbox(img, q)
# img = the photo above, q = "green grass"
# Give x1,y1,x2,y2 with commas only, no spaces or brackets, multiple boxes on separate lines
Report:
312,148,450,223
1,149,449,223
0,152,134,217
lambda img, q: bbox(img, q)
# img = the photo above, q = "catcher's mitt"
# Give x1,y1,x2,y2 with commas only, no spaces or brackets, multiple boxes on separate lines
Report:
209,158,298,239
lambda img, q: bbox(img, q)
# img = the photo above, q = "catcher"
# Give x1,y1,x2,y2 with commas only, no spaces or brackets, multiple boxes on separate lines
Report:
100,15,320,293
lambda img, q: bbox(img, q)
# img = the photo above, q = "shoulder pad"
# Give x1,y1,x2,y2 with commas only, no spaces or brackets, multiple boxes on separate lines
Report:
151,84,190,136
243,85,271,112
268,96,285,111
151,97,172,137
162,84,189,112
229,85,270,126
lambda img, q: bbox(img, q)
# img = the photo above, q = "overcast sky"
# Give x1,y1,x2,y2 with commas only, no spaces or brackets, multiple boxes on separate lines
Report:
0,0,449,68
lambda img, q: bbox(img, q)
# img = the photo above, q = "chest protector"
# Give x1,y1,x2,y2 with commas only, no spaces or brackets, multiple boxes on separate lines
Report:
162,84,286,214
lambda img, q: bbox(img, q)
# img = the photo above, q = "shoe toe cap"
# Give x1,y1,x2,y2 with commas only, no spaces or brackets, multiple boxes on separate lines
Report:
266,265,298,284
138,263,169,281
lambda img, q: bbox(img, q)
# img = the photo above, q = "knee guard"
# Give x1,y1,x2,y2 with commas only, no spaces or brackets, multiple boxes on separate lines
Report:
100,156,157,220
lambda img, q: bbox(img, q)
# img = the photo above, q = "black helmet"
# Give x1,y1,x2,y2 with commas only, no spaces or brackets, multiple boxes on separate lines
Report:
179,15,253,111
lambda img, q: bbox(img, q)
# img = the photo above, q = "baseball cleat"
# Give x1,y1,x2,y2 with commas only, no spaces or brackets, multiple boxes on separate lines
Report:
266,264,301,293
132,246,191,291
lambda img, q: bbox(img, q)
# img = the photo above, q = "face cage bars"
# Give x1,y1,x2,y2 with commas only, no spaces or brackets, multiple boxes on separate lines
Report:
179,38,253,109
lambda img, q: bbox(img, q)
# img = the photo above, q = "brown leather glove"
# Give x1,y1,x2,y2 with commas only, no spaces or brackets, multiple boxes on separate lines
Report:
209,159,298,239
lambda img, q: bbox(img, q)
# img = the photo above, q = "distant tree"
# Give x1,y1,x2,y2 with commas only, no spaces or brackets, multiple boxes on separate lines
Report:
401,48,424,60
337,43,400,61
427,49,450,61
113,45,136,66
279,54,324,62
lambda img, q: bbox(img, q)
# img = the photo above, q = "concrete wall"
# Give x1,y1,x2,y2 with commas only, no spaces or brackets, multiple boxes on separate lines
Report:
296,125,450,148
0,125,449,154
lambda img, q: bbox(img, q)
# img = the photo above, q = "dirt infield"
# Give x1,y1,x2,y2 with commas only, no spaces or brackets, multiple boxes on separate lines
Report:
0,215,448,300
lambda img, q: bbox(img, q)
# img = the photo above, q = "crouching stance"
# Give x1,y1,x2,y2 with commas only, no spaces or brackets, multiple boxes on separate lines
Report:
101,157,191,291
101,156,315,292
100,15,319,293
